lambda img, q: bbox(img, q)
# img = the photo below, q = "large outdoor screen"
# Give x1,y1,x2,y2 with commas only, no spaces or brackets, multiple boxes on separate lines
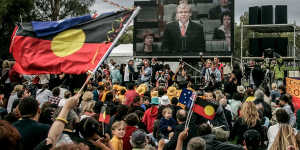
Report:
134,0,234,56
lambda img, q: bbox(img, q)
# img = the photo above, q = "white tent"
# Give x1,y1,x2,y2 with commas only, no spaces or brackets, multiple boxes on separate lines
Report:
107,44,133,64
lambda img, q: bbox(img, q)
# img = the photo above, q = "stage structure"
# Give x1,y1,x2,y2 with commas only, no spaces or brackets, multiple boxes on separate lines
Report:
241,2,300,69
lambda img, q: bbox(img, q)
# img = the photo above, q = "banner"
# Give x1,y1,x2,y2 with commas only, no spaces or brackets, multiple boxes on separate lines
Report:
286,77,300,112
286,77,300,98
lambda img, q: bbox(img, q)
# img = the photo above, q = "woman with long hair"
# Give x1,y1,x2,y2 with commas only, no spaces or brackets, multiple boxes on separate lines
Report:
279,94,296,127
269,124,298,150
230,101,266,145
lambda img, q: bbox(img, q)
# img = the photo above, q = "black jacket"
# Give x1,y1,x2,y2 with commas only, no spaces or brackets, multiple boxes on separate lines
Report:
162,21,205,54
163,123,185,150
230,118,266,145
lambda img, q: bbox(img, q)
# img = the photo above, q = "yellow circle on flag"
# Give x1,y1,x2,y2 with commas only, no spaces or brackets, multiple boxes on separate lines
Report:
204,105,215,116
51,29,86,57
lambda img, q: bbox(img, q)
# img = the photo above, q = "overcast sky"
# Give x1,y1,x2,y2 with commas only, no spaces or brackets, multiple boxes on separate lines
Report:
91,0,300,25
235,0,300,25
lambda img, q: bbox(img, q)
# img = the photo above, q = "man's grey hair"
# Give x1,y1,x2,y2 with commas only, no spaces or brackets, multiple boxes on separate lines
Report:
254,89,265,100
176,3,192,13
187,137,206,150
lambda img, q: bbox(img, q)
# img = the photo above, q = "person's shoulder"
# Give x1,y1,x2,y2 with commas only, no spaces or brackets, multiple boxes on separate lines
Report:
190,21,203,29
165,21,179,28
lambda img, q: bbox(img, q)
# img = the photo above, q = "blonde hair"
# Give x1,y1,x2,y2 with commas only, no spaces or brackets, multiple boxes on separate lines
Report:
2,60,10,69
240,101,260,127
214,90,224,101
81,101,95,114
162,107,172,116
82,91,93,102
111,121,126,131
271,83,277,90
12,85,24,94
270,124,298,150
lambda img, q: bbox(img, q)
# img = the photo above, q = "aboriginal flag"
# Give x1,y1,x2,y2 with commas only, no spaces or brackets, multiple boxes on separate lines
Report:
99,105,111,124
10,10,132,74
193,99,218,120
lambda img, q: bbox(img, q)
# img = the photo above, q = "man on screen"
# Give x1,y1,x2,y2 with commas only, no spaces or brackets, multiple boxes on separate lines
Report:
162,3,205,54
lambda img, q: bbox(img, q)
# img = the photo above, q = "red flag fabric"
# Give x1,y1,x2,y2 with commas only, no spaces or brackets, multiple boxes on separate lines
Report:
10,10,132,74
99,105,111,124
192,100,218,120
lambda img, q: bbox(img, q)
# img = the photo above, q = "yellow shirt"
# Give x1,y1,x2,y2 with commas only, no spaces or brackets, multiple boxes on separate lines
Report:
110,136,123,150
245,96,256,102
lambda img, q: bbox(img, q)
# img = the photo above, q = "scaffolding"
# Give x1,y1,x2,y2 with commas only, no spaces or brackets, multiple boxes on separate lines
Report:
240,23,300,68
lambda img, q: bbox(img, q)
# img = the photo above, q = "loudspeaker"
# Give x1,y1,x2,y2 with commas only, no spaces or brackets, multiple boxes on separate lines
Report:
261,5,273,24
249,37,288,57
249,6,261,25
249,38,262,57
275,5,287,24
275,37,288,56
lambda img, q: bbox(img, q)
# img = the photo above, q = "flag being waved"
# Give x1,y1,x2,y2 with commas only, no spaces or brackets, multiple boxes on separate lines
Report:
178,88,194,108
99,105,111,124
10,10,133,74
192,99,218,120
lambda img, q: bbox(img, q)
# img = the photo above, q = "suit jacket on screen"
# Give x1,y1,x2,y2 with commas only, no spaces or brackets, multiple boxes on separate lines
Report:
162,21,205,53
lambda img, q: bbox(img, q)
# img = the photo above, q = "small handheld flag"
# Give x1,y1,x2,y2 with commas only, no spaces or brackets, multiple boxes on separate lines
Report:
193,99,218,120
99,105,111,124
178,88,194,108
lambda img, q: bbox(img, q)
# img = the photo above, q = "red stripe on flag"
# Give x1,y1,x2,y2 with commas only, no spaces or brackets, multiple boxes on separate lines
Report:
99,113,111,124
11,35,111,74
193,103,215,120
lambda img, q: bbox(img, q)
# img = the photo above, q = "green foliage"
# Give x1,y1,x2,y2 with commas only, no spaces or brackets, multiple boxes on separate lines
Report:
0,0,95,59
118,25,133,44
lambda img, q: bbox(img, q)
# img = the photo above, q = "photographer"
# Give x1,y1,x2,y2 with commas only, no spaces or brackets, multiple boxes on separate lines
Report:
139,59,152,85
174,62,188,88
224,72,238,98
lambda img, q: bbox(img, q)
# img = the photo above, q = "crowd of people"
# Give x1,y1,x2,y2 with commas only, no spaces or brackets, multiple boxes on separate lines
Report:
0,56,299,150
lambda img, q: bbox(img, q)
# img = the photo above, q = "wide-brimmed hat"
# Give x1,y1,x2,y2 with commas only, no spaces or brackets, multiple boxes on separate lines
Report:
151,97,159,105
151,90,158,98
160,95,170,106
167,86,177,100
136,86,146,95
176,90,182,98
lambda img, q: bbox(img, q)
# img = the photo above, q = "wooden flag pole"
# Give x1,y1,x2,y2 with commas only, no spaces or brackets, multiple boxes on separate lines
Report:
76,7,141,95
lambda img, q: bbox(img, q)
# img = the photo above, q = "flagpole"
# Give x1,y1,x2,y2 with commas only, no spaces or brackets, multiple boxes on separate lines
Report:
76,7,141,94
92,7,141,74
185,93,196,129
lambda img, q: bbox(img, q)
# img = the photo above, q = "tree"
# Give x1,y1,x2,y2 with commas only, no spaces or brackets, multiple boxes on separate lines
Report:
33,0,95,21
0,0,95,59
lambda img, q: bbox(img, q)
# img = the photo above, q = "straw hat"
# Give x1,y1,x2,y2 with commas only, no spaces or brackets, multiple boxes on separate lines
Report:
151,90,159,98
136,86,146,95
98,82,104,86
118,86,127,92
176,90,182,98
167,86,177,100
139,83,148,91
113,84,120,91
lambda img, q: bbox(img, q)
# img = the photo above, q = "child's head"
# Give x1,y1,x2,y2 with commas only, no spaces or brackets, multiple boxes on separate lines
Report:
111,121,126,139
162,107,173,120
143,96,150,105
